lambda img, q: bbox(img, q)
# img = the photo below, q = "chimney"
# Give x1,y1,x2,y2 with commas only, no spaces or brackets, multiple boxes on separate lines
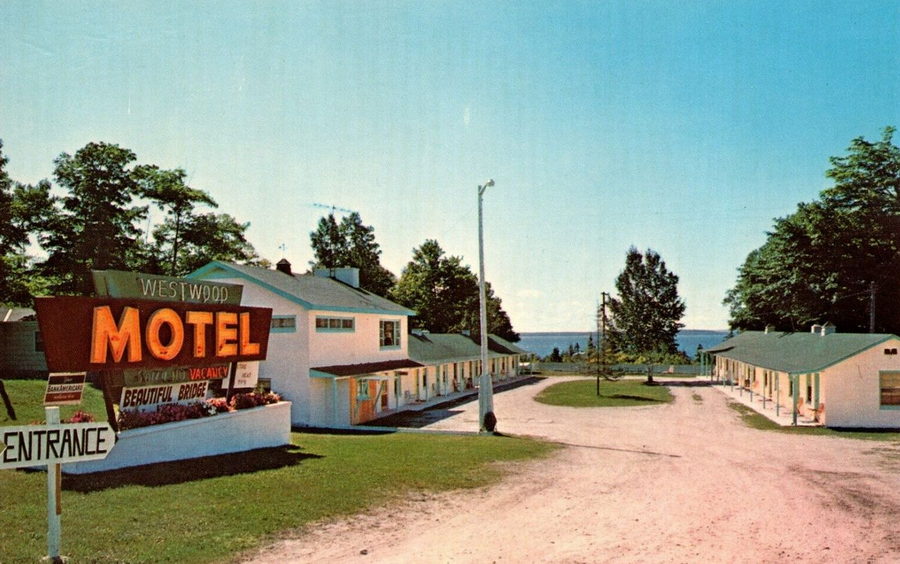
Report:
821,322,836,336
276,258,292,275
810,324,822,334
314,267,360,288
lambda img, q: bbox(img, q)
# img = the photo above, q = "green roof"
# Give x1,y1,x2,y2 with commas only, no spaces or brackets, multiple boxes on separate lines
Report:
408,332,527,364
706,330,898,373
188,261,415,316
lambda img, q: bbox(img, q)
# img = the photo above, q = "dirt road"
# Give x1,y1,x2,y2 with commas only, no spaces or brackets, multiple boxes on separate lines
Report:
244,377,900,563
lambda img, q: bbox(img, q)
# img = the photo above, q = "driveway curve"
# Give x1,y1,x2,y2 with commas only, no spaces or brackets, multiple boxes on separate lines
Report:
244,376,900,563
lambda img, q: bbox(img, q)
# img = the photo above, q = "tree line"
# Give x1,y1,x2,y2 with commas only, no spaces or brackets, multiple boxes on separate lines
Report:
0,140,261,302
309,215,519,342
593,126,900,371
724,127,900,334
0,138,520,342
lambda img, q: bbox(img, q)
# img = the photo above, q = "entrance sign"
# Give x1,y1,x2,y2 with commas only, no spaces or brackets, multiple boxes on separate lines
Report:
92,269,242,305
44,373,86,405
34,297,272,372
0,407,115,561
0,421,115,469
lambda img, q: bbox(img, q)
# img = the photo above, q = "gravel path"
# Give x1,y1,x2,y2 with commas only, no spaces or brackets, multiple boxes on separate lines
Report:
243,376,900,563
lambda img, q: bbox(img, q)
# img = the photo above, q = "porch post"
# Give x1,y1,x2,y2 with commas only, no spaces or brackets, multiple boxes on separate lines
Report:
791,374,798,426
332,378,339,427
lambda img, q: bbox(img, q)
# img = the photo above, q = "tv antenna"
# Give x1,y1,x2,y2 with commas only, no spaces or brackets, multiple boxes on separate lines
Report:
312,202,356,215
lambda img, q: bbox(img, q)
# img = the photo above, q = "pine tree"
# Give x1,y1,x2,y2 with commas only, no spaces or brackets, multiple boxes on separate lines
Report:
607,247,686,357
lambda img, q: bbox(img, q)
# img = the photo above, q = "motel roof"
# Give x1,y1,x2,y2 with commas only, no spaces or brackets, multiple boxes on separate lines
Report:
408,332,529,364
705,330,899,374
189,261,415,316
310,359,424,378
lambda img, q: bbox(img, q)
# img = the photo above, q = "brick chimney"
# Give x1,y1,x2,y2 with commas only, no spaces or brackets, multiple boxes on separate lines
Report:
276,258,292,275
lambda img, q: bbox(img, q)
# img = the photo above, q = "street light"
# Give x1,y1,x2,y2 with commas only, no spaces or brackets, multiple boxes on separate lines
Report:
478,179,496,433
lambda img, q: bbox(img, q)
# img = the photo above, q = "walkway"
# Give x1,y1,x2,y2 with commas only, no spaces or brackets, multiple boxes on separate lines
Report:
710,378,821,426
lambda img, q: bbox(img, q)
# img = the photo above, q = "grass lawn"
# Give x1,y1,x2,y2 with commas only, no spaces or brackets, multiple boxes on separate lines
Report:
727,401,900,441
1,379,108,425
534,378,674,407
0,381,556,563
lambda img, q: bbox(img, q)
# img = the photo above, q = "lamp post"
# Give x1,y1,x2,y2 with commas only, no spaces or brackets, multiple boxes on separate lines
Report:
478,179,496,433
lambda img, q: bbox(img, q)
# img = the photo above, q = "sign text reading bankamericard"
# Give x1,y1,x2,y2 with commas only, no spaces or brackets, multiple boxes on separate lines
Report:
34,297,272,372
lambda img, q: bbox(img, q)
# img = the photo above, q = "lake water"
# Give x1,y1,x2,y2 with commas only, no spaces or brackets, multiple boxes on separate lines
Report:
517,330,729,358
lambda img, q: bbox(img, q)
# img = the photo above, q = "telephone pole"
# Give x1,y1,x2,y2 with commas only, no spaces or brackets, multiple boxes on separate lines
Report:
869,281,877,333
596,292,610,395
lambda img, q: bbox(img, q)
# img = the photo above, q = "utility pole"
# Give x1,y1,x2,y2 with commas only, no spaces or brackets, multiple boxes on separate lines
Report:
596,299,601,395
477,179,496,433
596,292,609,395
869,281,877,333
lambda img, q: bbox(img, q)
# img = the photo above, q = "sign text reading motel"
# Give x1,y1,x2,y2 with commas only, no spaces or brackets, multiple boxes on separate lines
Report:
34,297,272,372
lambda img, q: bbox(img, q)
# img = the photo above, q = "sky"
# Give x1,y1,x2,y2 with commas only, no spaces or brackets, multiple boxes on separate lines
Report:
1,1,898,332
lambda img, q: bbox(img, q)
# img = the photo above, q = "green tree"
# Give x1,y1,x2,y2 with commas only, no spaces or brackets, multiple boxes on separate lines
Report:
390,239,519,342
136,166,217,275
29,141,264,290
725,127,900,333
0,140,34,304
607,247,685,363
310,212,396,296
156,212,262,276
34,142,147,294
547,347,562,362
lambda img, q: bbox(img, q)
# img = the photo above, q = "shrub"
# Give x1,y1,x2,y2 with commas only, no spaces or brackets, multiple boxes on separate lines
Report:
116,393,280,430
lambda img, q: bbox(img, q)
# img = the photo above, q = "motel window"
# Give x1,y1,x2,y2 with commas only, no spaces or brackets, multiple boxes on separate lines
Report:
270,315,297,333
880,372,900,407
380,320,401,348
315,316,355,332
357,379,370,400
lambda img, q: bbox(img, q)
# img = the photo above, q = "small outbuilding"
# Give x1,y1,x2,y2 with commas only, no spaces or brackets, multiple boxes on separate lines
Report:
706,325,900,428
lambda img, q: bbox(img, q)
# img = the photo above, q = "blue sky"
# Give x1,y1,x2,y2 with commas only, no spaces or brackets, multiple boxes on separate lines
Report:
1,1,898,331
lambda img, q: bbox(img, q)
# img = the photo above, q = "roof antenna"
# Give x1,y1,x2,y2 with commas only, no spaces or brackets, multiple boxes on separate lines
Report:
278,243,286,258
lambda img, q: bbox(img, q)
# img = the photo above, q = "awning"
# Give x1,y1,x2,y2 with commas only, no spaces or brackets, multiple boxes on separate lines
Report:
310,359,423,377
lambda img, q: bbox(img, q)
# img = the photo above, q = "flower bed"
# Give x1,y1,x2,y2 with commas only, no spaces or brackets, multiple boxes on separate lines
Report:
116,391,280,430
63,400,291,474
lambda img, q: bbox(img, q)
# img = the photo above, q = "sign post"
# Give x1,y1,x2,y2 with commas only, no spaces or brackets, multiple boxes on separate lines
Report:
46,407,62,562
0,410,116,562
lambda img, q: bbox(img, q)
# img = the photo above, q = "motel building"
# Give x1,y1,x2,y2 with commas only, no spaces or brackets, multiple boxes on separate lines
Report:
406,330,528,403
706,324,900,428
188,260,527,427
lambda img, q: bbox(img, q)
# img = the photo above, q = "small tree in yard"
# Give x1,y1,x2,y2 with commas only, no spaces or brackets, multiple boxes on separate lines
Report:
607,247,686,383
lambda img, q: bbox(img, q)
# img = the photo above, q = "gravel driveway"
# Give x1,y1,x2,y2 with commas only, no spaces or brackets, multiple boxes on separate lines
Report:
244,376,900,563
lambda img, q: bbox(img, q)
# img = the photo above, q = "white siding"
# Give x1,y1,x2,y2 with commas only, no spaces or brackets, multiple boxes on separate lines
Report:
822,338,900,428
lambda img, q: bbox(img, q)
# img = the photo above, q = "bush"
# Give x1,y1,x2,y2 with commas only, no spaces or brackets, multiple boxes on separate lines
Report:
117,392,281,430
229,391,280,410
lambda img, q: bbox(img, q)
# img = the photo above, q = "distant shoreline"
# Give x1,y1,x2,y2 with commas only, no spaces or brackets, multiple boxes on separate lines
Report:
520,329,728,335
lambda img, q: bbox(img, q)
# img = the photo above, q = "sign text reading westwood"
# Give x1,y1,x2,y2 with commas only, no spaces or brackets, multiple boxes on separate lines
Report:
34,297,272,372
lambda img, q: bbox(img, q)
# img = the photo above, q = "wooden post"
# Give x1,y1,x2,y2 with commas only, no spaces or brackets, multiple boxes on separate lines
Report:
225,362,238,403
0,379,16,420
791,374,798,426
45,407,62,563
100,372,119,433
776,375,780,417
